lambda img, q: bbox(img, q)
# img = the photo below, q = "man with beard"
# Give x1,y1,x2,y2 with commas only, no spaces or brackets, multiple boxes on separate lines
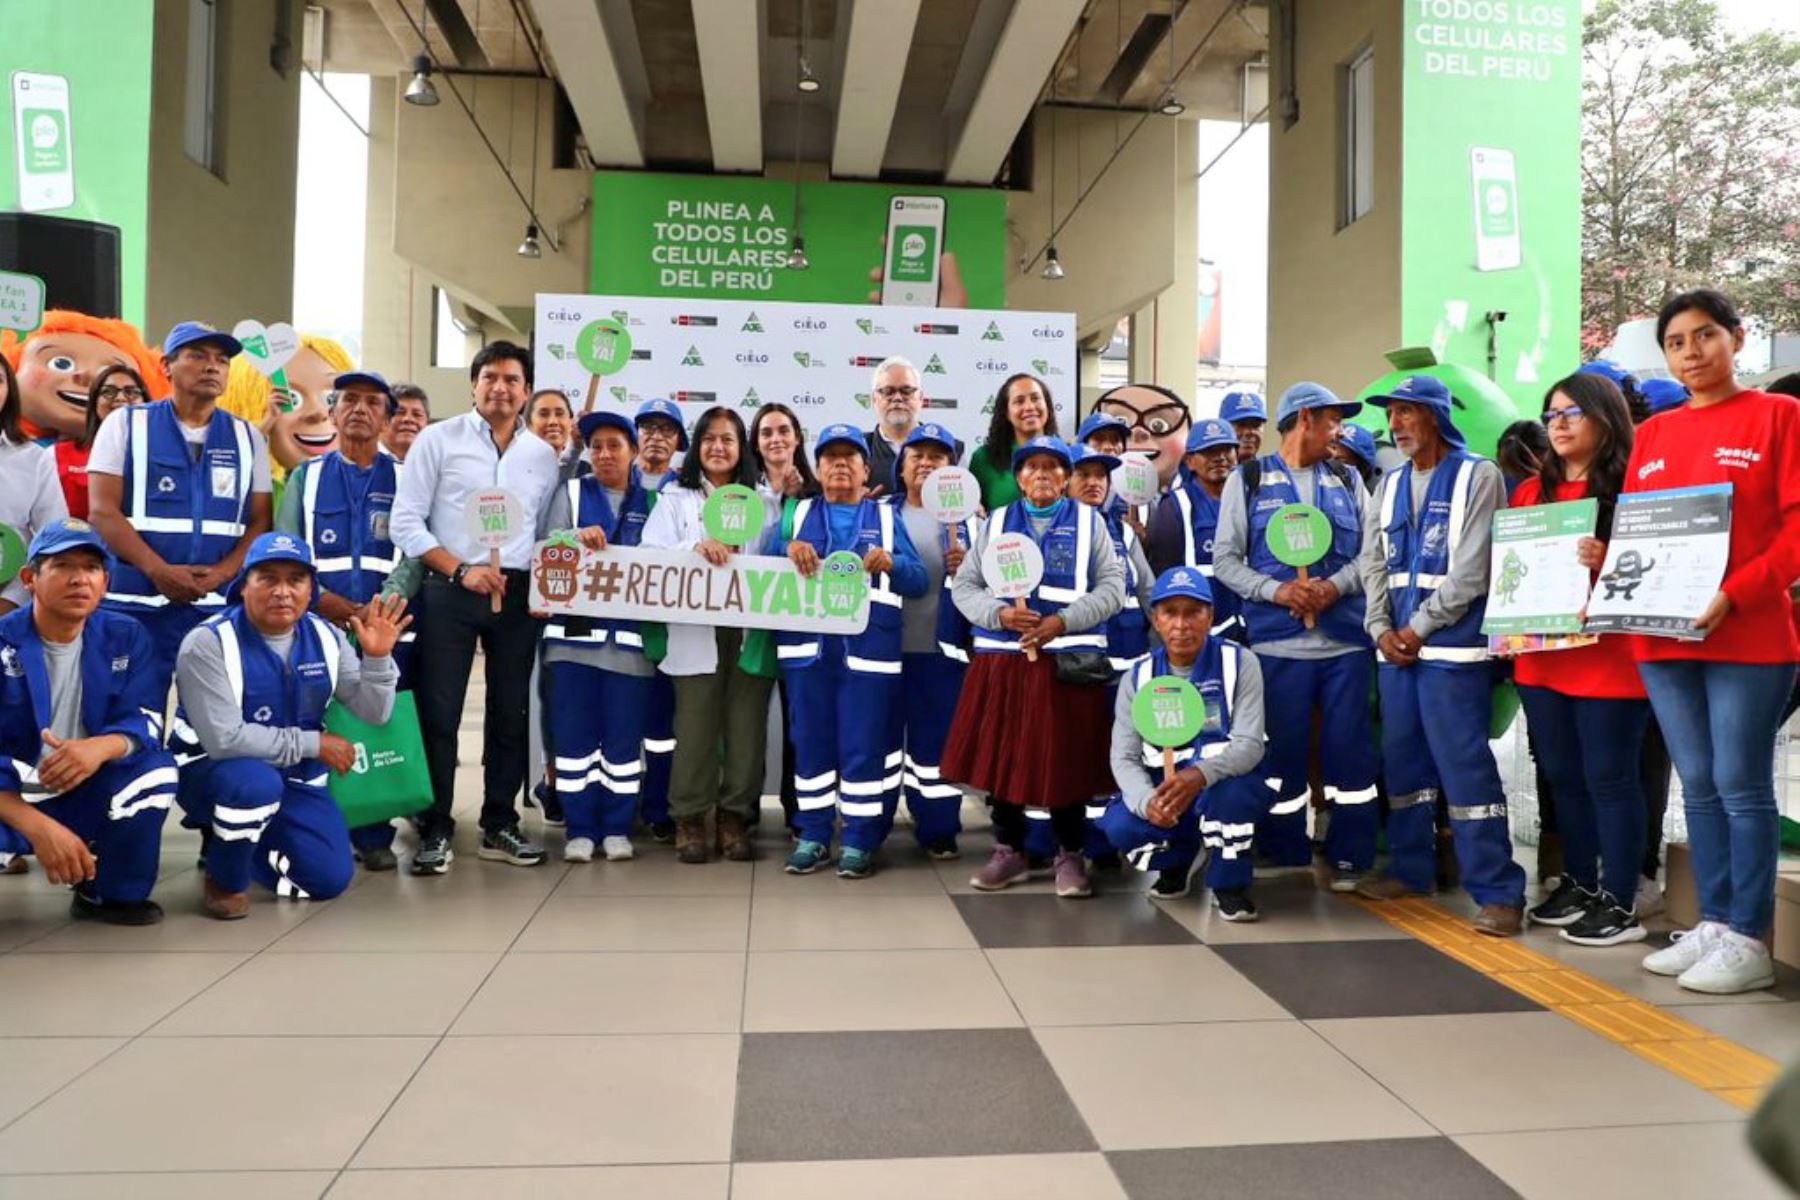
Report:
864,357,963,494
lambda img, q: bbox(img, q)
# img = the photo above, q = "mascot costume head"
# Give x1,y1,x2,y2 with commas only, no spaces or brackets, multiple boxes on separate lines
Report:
1,311,170,441
219,332,352,482
1091,383,1193,489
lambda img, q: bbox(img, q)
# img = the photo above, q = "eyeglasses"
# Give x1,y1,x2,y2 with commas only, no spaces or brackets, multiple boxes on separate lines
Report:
96,385,145,402
875,386,919,400
1540,405,1586,427
1096,400,1191,436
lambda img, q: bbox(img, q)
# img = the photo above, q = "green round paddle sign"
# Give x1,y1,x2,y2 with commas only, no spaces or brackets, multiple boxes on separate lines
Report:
0,523,27,587
702,484,765,547
575,318,632,375
1264,503,1332,568
1131,675,1207,747
818,550,871,618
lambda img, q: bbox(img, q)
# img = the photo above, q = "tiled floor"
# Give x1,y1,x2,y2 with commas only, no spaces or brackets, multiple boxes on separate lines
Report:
1,725,1794,1196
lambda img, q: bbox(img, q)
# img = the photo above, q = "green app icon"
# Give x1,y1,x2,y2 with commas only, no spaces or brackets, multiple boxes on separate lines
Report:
1479,179,1517,238
23,109,67,174
889,224,937,283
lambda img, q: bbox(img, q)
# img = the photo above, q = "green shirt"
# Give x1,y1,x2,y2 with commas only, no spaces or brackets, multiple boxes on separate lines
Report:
970,443,1020,510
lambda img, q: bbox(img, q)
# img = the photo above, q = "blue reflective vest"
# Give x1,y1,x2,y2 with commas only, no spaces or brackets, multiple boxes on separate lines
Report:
542,474,655,651
1243,454,1369,647
193,607,340,787
292,451,400,605
1161,477,1243,635
1097,504,1148,672
1129,638,1247,772
777,497,908,675
109,400,257,608
1375,451,1489,662
971,498,1109,656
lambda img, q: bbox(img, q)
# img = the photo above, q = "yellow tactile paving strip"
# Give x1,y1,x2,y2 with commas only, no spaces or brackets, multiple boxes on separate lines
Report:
1350,896,1780,1111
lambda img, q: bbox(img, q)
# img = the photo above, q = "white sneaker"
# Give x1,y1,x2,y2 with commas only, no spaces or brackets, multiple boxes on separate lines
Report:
1678,931,1777,995
1635,876,1665,919
1642,921,1727,976
563,837,596,864
601,836,636,862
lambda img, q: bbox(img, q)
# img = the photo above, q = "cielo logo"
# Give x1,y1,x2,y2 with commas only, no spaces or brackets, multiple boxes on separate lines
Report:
735,351,769,365
790,390,828,406
974,357,1010,374
1031,324,1067,340
542,307,583,325
792,316,828,331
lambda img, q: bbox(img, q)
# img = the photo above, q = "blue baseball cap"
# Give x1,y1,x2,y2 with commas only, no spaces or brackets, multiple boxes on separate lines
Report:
227,532,316,604
1069,443,1121,474
578,410,638,446
1151,565,1214,607
1278,381,1362,427
1578,359,1633,387
26,517,110,565
1639,378,1688,415
634,399,689,450
1076,411,1130,445
1335,423,1379,469
162,321,243,359
893,421,959,490
815,423,870,460
1185,418,1238,455
1010,434,1075,475
1366,374,1466,450
331,371,396,414
1219,391,1266,425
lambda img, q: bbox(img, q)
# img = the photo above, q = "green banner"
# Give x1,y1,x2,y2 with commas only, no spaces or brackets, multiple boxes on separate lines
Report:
1401,0,1583,417
0,1,154,326
591,171,1006,307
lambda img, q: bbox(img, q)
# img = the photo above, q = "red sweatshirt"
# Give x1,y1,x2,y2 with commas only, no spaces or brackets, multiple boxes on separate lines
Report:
53,439,90,520
1622,389,1800,664
1509,477,1646,699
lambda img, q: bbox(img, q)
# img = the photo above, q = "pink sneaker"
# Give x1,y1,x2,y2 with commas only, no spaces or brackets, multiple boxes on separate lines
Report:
970,846,1030,891
1054,850,1092,899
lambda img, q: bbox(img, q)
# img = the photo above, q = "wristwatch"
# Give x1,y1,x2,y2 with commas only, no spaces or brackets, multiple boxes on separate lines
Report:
450,562,472,586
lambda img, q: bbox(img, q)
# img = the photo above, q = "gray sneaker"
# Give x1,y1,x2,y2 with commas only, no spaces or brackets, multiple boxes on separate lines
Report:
478,826,546,867
411,835,453,876
970,846,1030,891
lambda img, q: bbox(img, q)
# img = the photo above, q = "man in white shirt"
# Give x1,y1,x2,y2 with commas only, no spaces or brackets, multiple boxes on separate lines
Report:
390,341,561,875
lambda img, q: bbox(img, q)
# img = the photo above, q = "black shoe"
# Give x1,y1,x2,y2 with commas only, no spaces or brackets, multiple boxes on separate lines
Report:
1089,851,1124,874
1527,876,1591,927
411,834,453,875
1025,853,1055,880
356,844,398,872
923,838,960,861
540,791,565,828
1212,887,1259,922
479,826,547,866
1149,868,1192,901
1561,894,1648,947
70,885,164,926
649,821,677,844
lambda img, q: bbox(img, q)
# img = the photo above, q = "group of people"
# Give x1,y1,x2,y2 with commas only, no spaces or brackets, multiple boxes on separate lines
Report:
0,287,1794,997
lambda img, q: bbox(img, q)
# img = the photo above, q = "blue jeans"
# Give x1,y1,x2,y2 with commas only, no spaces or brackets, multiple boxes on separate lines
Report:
1517,686,1649,903
1640,660,1797,939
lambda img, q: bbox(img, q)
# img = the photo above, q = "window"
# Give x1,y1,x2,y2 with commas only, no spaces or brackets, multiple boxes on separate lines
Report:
432,287,473,369
1339,45,1374,228
184,0,222,174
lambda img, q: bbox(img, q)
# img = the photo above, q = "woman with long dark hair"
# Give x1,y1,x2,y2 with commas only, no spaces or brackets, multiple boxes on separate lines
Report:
1510,373,1650,946
526,389,583,481
56,364,149,519
969,373,1059,510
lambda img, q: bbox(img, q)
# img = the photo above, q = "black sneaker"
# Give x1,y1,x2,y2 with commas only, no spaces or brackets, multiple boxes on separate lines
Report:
1089,851,1125,874
1149,867,1192,901
356,844,398,872
1212,887,1259,922
1560,894,1647,947
649,821,677,844
70,884,164,926
411,834,453,876
479,826,547,867
923,838,960,861
1527,877,1591,927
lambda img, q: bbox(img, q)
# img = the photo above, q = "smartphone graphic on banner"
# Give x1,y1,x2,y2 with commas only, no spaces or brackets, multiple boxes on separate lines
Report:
11,71,75,213
1470,146,1520,273
882,195,948,306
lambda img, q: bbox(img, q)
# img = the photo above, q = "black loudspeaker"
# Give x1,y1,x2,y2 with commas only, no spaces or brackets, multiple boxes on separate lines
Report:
0,212,121,317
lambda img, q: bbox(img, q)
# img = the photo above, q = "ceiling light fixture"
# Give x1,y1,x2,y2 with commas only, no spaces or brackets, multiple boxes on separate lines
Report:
787,235,810,270
797,56,821,93
517,223,541,258
1160,94,1186,116
404,54,439,106
1041,246,1065,281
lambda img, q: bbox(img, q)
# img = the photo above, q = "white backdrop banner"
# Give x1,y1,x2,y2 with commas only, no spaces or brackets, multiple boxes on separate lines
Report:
533,293,1077,456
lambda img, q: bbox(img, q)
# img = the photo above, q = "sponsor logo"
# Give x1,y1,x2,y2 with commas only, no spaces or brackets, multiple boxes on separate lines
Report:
793,351,827,369
541,307,584,325
741,387,762,408
681,345,704,367
611,309,643,327
789,390,828,407
923,354,947,375
855,318,888,335
352,743,370,774
670,314,718,327
741,311,765,333
673,390,716,404
854,392,872,410
848,355,885,368
1031,324,1067,340
914,322,959,335
1635,458,1665,481
0,646,20,678
735,351,770,366
630,349,653,361
253,705,274,722
157,476,176,494
545,343,566,361
981,320,1004,342
973,357,1010,374
1030,357,1065,376
112,655,130,672
792,316,829,332
319,528,338,546
609,386,645,405
929,397,959,410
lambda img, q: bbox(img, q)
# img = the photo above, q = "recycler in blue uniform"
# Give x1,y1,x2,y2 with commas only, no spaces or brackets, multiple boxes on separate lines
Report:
1220,390,1268,465
0,519,179,925
174,533,407,919
1213,382,1380,886
1098,566,1269,919
884,422,977,860
1147,418,1245,640
1355,374,1526,937
778,424,927,879
276,370,419,873
536,410,658,865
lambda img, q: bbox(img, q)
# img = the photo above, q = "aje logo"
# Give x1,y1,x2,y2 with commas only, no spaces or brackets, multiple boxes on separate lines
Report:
681,345,705,367
740,387,761,408
923,354,947,375
981,321,1005,342
741,312,765,333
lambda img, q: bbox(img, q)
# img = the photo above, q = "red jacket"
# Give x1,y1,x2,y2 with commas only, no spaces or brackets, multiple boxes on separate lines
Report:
53,439,90,521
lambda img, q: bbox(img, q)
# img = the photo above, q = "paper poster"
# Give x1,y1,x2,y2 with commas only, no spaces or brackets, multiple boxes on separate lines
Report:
1481,497,1596,635
1583,484,1731,640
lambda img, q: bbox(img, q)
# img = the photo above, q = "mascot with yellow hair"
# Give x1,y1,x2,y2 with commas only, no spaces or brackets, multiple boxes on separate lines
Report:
219,331,352,486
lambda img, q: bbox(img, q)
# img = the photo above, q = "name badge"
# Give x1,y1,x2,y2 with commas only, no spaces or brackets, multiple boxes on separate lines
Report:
211,465,237,499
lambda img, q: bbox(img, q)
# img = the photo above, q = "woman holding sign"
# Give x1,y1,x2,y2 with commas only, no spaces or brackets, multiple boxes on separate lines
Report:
1626,290,1800,994
639,407,775,864
944,436,1125,898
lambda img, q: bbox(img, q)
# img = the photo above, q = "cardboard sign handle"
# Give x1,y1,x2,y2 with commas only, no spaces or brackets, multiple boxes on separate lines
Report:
488,548,503,614
1015,596,1038,662
582,372,602,415
1161,745,1176,782
1297,564,1316,630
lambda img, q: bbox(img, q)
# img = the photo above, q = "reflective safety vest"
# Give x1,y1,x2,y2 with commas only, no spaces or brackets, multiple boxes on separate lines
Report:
776,497,905,674
971,499,1109,655
542,475,654,650
108,400,256,609
181,607,341,789
293,451,401,605
1376,451,1489,663
1130,639,1245,771
1166,477,1243,636
1243,454,1368,647
1097,505,1148,673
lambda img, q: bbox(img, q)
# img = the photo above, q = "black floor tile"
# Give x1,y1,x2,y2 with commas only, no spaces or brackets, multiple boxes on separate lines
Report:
733,1028,1097,1161
1209,939,1543,1020
1108,1138,1521,1200
950,894,1200,949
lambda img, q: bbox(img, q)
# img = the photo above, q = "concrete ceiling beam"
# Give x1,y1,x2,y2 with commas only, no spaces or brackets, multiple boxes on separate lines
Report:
828,0,923,178
943,0,1086,184
530,0,647,167
691,0,765,172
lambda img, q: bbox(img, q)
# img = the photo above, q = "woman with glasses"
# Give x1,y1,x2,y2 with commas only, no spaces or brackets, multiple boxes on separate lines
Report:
1629,289,1800,994
1510,373,1650,947
969,373,1060,510
55,366,149,520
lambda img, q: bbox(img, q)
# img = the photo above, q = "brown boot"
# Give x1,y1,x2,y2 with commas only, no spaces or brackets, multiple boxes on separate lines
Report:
1353,875,1433,902
1472,903,1523,938
717,811,755,862
675,817,710,865
202,875,249,920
